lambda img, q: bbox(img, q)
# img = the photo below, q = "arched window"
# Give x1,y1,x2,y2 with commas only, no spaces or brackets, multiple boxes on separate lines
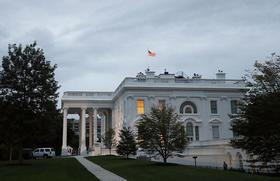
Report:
226,152,233,169
180,101,197,114
236,152,243,169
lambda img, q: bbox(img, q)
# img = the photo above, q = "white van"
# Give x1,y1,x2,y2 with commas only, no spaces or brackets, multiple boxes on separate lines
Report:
32,148,56,159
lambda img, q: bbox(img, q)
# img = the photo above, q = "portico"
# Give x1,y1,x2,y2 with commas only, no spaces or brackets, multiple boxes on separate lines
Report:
61,92,114,156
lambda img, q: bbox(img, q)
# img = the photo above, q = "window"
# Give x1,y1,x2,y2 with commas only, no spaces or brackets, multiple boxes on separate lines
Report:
158,100,166,110
40,149,44,152
212,125,219,139
34,149,39,153
45,148,50,152
180,101,197,114
186,122,193,141
195,126,199,141
210,100,217,114
137,100,144,114
185,106,193,113
231,100,237,114
186,123,193,136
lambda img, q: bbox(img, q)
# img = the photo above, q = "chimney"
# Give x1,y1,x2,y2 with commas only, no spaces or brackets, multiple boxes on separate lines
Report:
192,73,202,79
216,70,226,79
145,68,155,78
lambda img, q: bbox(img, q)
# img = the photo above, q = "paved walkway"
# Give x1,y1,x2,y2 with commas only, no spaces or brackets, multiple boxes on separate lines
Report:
75,156,127,181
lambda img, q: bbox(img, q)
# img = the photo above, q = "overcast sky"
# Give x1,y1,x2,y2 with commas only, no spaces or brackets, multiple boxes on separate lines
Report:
1,0,280,99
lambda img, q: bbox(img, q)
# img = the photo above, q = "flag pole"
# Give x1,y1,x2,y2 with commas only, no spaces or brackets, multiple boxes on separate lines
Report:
147,48,150,70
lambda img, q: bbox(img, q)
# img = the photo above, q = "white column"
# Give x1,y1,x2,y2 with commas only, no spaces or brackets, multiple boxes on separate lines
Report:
93,108,98,148
102,114,105,136
79,113,82,152
61,107,68,156
89,111,93,151
101,114,105,148
80,107,87,155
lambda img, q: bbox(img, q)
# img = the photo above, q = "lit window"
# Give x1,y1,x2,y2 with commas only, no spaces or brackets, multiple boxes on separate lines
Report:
160,134,164,144
137,100,144,114
212,125,219,139
158,100,166,110
195,126,199,141
231,100,237,114
210,100,217,114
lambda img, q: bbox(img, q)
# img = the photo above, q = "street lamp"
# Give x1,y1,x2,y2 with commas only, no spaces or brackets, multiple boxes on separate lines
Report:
193,156,198,167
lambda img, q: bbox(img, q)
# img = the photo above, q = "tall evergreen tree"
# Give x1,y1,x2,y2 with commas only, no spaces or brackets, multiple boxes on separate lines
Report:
116,127,137,159
137,106,187,164
231,53,280,164
0,42,60,162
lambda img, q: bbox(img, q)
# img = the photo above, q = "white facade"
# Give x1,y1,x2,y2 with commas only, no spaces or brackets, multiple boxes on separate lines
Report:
61,69,248,169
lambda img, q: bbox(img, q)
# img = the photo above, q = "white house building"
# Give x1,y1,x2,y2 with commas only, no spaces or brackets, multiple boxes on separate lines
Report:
61,69,249,169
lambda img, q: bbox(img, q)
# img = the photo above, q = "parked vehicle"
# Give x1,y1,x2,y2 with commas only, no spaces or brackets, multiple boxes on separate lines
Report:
32,148,55,159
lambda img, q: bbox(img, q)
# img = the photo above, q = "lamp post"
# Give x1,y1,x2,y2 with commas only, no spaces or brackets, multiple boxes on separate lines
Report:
193,156,198,167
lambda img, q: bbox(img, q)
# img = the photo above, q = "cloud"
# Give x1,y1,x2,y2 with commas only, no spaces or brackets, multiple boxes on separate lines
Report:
0,0,280,102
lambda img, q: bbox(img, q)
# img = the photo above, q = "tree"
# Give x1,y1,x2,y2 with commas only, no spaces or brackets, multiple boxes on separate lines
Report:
0,101,20,161
231,53,280,164
0,42,60,163
102,128,115,155
137,106,187,164
116,127,137,159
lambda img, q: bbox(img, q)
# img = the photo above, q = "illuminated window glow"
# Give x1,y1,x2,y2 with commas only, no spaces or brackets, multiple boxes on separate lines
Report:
158,100,166,110
137,100,144,114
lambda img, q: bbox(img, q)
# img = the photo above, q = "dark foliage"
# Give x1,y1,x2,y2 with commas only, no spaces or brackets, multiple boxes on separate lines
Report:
102,128,116,155
231,53,280,164
116,127,137,159
137,106,187,164
0,42,61,162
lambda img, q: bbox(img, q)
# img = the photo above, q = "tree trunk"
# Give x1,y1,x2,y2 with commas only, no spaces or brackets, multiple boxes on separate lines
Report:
18,142,23,164
163,157,167,165
9,143,13,162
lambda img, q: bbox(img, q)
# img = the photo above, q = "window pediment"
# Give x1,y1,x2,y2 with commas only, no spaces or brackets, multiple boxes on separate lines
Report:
209,118,222,124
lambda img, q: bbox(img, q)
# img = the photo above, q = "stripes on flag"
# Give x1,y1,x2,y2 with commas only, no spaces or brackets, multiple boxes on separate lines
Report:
148,50,156,57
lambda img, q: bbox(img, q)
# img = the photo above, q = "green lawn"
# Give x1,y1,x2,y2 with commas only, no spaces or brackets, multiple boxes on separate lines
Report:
87,155,278,181
0,158,99,181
